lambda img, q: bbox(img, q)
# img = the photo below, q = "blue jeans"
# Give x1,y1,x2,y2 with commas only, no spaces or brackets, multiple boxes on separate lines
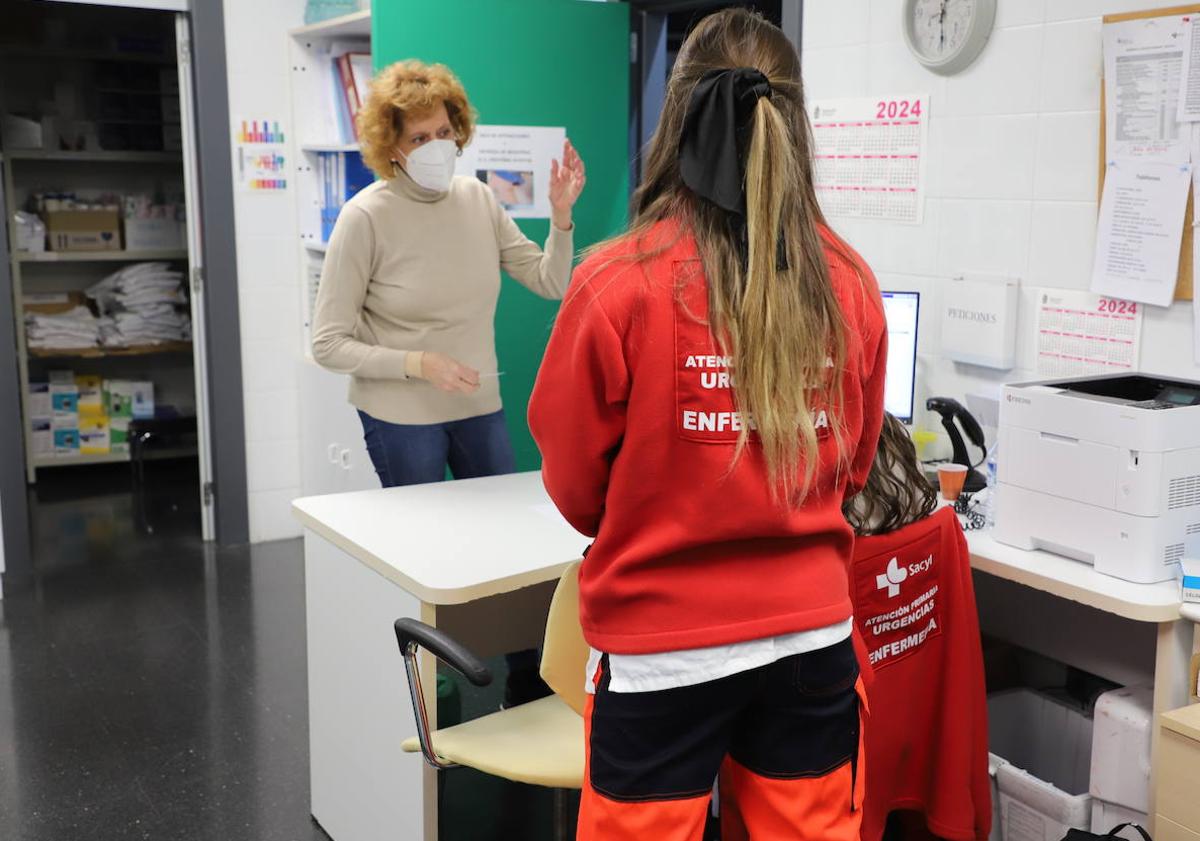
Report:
357,408,539,689
357,409,516,487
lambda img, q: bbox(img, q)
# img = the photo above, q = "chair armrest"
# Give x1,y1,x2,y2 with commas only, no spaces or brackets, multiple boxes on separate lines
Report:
393,618,492,687
392,617,493,771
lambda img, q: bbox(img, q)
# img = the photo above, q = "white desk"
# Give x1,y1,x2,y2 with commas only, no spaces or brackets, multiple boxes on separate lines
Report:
967,530,1197,829
294,473,1198,841
292,472,587,841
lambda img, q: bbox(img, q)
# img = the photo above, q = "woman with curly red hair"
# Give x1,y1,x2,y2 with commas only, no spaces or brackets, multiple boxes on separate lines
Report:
312,60,585,491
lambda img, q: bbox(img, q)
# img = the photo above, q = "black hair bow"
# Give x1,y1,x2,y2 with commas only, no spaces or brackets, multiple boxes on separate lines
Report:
678,67,772,217
678,67,786,270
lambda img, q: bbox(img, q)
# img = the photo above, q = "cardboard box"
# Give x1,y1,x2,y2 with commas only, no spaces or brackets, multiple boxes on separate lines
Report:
124,216,184,251
79,417,110,455
110,417,130,455
50,385,78,419
28,382,51,419
43,209,121,252
30,417,52,457
76,375,104,416
23,292,83,315
1190,653,1199,705
53,427,79,456
107,380,135,418
130,381,154,420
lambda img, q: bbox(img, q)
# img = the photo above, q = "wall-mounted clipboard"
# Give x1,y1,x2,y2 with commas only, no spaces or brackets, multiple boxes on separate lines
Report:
1100,4,1200,302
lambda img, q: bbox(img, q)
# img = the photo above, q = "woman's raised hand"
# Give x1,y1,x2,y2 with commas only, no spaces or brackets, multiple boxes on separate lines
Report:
549,139,586,230
420,352,481,394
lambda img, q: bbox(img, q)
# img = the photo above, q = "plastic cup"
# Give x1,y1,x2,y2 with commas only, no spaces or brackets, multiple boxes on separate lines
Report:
938,463,969,501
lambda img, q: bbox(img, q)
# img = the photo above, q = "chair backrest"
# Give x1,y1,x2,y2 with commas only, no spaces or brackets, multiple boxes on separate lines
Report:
539,562,589,716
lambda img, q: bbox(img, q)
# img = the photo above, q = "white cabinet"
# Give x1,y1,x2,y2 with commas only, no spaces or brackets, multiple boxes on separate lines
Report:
299,359,379,497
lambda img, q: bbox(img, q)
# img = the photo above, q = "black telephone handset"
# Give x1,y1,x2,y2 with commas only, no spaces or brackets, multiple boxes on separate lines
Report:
925,396,987,493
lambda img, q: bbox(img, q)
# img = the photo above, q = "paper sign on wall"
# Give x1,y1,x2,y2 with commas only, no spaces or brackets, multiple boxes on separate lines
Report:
808,94,929,225
456,125,566,219
1104,15,1190,162
1090,159,1191,307
234,118,288,192
1034,288,1143,377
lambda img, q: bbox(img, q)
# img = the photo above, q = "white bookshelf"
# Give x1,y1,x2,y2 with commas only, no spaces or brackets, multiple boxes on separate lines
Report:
289,10,371,40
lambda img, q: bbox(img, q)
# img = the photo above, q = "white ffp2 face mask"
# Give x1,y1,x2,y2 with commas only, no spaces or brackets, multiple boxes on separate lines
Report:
400,139,458,192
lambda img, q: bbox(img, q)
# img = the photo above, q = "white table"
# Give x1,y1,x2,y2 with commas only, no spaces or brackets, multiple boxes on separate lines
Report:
294,473,1198,841
292,472,587,841
967,531,1197,830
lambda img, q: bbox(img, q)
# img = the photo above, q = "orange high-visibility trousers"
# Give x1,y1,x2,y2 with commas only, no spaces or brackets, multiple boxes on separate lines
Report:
577,639,866,841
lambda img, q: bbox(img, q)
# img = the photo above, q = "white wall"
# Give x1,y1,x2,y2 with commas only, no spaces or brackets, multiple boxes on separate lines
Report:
803,0,1200,447
223,0,306,542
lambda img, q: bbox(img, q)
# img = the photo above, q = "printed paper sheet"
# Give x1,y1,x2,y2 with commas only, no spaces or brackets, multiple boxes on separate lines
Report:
1090,159,1191,307
1104,15,1190,162
808,95,929,224
1034,288,1143,377
455,125,566,219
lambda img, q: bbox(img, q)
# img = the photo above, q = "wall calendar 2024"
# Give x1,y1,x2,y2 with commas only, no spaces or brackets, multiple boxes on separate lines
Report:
808,95,929,225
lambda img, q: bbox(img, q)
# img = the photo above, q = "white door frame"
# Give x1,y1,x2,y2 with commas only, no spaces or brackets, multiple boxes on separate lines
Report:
175,12,216,542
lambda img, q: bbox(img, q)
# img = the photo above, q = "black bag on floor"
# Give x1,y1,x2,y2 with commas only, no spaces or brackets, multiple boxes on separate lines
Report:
1063,823,1153,841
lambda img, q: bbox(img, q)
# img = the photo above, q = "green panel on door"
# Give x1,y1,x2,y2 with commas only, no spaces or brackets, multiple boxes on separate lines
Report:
374,0,630,471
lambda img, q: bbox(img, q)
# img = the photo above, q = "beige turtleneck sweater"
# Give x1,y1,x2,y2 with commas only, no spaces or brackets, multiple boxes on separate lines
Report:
311,171,574,425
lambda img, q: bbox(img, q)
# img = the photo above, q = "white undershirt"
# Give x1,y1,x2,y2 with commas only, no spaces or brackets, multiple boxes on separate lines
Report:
584,619,854,694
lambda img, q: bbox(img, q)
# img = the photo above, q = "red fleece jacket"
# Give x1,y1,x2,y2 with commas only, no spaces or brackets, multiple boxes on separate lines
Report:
528,219,887,654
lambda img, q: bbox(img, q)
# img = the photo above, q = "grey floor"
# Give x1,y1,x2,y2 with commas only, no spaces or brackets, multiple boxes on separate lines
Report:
0,462,564,841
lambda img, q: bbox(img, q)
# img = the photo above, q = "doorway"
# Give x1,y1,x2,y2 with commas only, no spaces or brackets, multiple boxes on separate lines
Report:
0,0,246,590
628,0,800,186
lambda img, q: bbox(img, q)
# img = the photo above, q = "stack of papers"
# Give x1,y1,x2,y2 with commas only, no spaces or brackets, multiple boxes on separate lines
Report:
87,262,190,347
25,307,104,350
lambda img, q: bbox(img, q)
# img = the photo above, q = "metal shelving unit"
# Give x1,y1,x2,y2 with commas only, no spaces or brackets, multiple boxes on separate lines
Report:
5,149,182,163
16,249,187,263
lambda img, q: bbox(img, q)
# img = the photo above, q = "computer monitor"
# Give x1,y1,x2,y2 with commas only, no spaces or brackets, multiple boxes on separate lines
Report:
880,290,920,424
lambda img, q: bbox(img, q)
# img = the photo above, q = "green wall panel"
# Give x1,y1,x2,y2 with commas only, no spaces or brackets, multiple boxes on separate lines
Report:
374,0,630,471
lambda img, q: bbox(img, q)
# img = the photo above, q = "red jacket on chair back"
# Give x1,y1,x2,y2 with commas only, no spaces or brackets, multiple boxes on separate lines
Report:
851,506,990,841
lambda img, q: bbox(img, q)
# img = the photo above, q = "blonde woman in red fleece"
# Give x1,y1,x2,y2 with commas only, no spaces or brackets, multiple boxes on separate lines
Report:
528,9,887,841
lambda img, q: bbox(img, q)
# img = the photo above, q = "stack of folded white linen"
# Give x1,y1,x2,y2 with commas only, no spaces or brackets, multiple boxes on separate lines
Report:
25,306,104,350
87,262,191,347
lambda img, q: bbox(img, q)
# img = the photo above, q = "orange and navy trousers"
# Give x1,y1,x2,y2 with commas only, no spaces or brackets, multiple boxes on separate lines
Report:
577,637,867,841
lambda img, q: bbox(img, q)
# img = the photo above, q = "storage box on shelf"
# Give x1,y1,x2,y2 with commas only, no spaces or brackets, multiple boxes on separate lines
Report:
988,689,1094,841
1156,705,1200,841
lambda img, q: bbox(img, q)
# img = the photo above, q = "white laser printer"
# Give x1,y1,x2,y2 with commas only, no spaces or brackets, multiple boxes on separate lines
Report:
994,373,1200,584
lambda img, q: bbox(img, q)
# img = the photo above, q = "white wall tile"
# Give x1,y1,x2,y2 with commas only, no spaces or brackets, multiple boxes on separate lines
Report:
939,116,1038,199
249,487,303,543
239,283,302,349
997,0,1046,29
867,0,899,44
1045,0,1178,24
937,199,1033,277
864,38,949,105
944,26,1043,116
1027,200,1097,289
804,0,871,49
1034,112,1100,201
244,387,300,444
834,199,942,276
802,46,869,99
235,235,300,289
247,438,303,493
242,338,300,394
1039,19,1102,112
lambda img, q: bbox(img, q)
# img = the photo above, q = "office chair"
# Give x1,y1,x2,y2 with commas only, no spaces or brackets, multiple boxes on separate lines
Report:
394,562,588,839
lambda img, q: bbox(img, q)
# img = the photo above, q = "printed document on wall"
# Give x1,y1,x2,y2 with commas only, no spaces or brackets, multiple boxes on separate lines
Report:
808,95,928,224
1178,15,1200,121
1090,159,1191,307
455,125,566,219
1034,289,1142,377
1104,15,1189,162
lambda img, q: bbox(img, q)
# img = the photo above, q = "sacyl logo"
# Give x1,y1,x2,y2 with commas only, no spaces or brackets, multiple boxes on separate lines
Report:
876,557,908,598
1006,394,1032,405
947,307,997,324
